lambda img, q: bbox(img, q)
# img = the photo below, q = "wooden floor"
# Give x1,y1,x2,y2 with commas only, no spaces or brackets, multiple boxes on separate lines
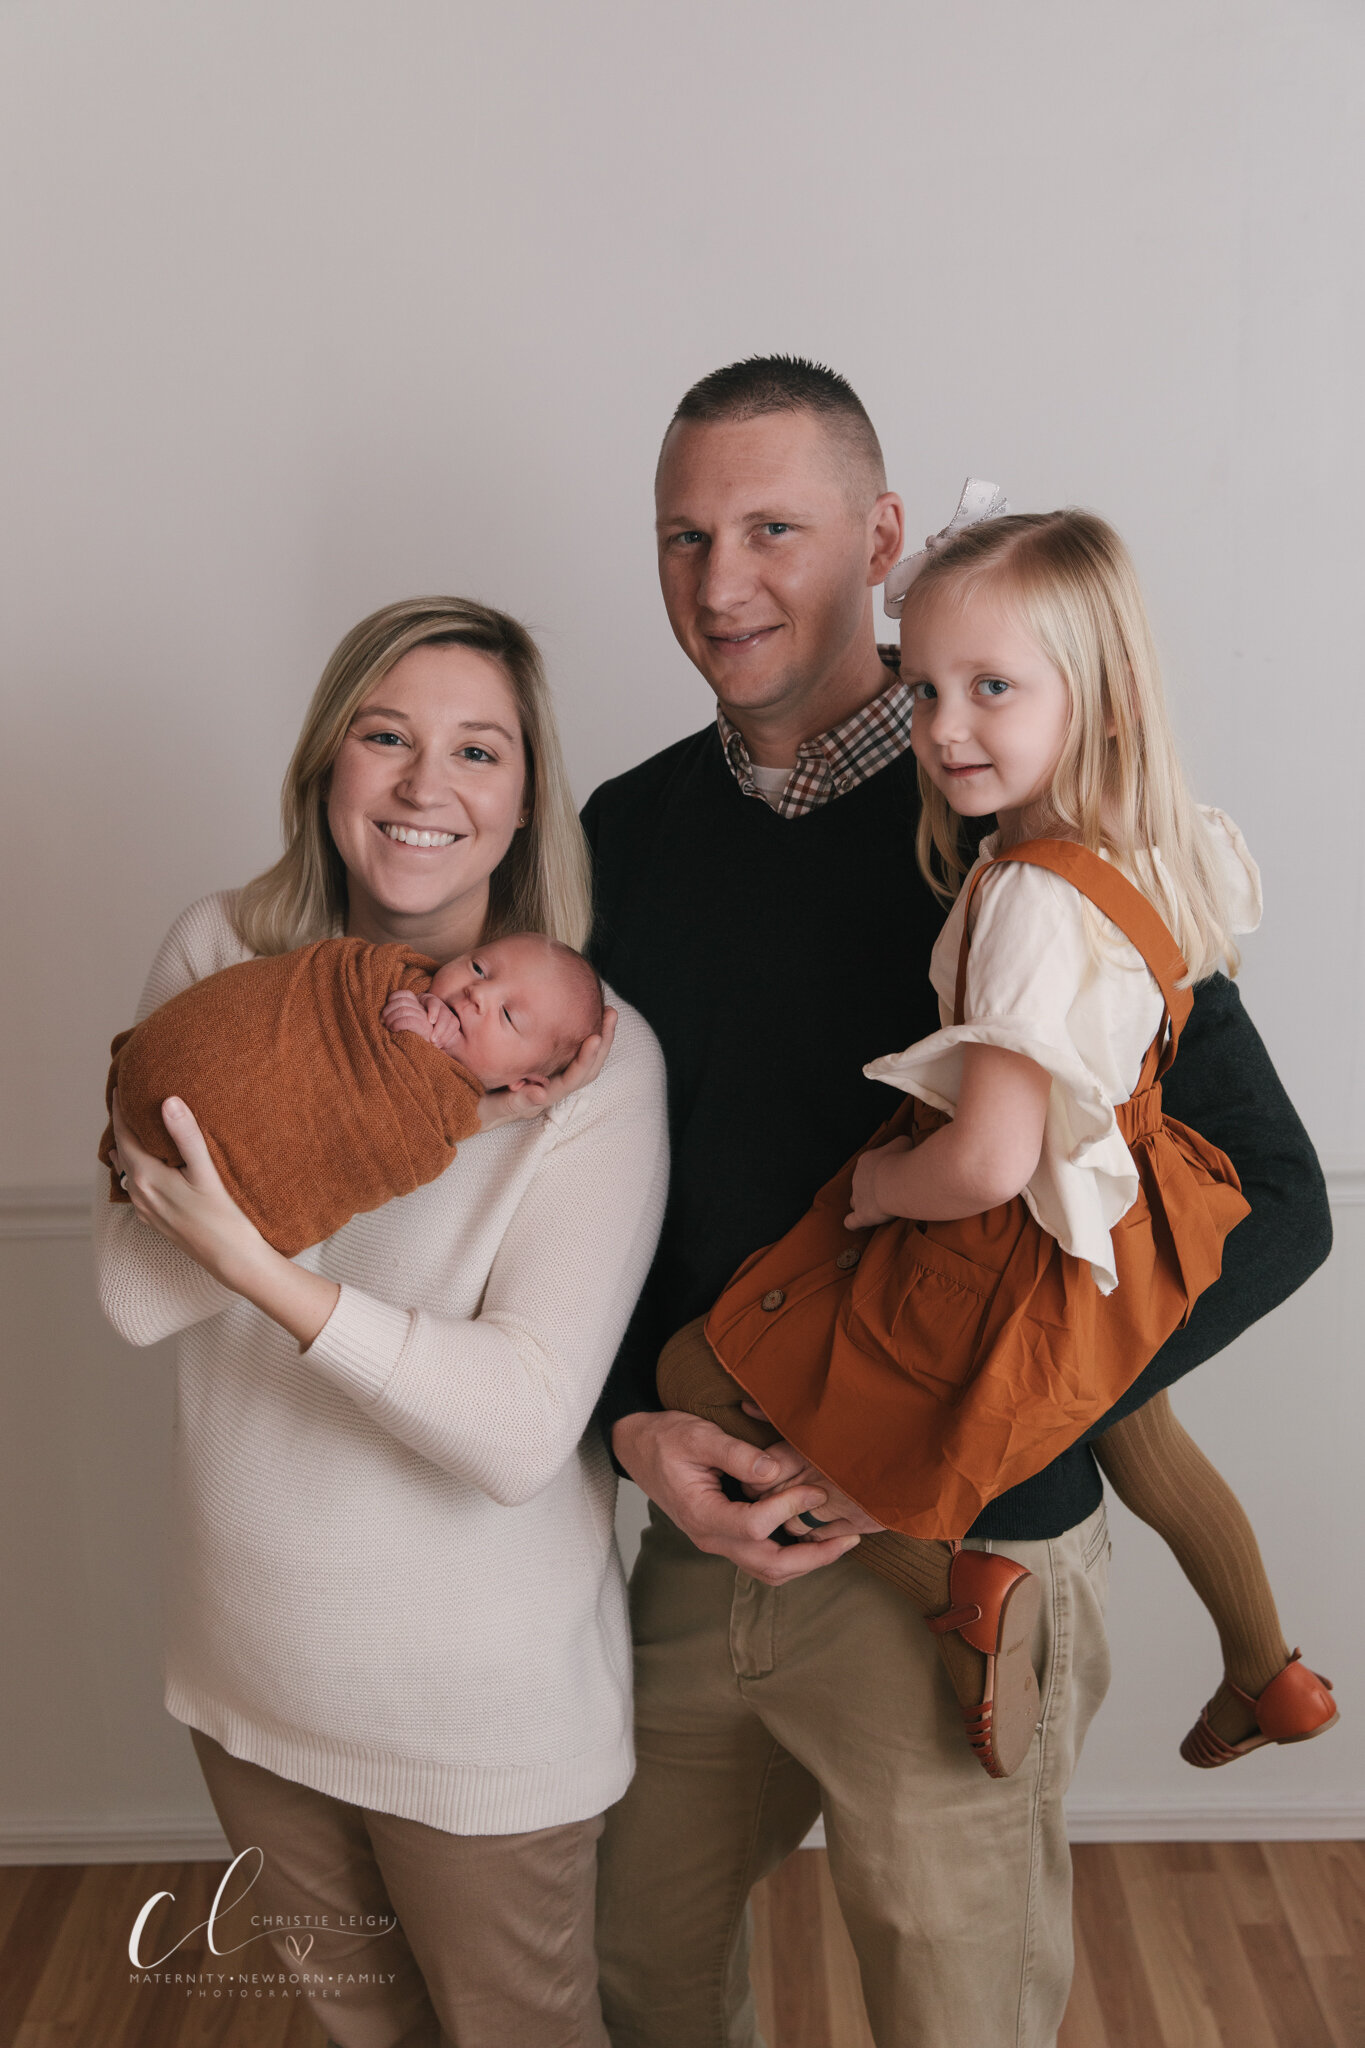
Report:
0,1843,1361,2046
751,1842,1365,2047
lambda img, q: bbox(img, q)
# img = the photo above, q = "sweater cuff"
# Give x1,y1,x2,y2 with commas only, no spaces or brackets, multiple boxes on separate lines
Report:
303,1284,412,1405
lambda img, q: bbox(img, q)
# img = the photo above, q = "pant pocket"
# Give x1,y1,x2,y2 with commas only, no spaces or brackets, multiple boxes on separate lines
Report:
1081,1504,1111,1575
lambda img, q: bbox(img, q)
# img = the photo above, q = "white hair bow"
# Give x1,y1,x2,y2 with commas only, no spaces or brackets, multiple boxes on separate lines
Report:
883,478,1010,617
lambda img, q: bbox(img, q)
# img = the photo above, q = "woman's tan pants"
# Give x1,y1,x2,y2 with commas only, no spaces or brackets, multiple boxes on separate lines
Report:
191,1730,608,2048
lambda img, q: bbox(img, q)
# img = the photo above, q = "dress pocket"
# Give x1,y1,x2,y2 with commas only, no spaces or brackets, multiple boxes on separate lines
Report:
842,1222,997,1399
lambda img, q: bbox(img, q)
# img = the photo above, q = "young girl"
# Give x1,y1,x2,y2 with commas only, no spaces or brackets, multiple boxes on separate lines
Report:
659,493,1337,1780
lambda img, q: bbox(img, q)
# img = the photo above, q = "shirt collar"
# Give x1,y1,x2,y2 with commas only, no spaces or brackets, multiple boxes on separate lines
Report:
716,650,913,819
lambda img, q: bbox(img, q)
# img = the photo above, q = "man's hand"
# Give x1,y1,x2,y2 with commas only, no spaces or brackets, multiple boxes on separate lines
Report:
734,1402,886,1542
767,1467,886,1543
611,1409,861,1585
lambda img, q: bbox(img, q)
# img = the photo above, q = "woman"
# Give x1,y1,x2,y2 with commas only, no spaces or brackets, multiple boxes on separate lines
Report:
97,597,668,2047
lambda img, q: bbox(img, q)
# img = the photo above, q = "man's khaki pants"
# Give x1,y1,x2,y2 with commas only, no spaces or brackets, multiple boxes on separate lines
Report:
597,1501,1111,2048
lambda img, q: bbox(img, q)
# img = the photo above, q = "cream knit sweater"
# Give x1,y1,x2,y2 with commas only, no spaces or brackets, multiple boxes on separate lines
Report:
94,891,669,1835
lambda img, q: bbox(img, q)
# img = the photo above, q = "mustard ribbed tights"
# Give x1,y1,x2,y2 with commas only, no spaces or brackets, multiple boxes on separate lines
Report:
1094,1391,1289,1742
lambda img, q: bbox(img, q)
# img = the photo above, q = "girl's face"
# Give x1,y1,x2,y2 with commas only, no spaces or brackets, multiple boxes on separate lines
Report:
326,643,527,957
902,584,1071,843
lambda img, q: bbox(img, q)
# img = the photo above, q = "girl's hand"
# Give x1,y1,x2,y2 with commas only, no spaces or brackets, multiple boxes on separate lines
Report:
108,1091,340,1346
845,1137,914,1230
476,1006,618,1131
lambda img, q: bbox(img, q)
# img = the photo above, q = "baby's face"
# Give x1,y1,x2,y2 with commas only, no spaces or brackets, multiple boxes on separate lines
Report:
427,936,578,1091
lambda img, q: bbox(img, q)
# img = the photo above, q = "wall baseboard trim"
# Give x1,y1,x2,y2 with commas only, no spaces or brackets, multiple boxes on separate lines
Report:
0,1186,96,1239
1062,1798,1365,1843
4,1163,1365,1241
1324,1163,1365,1208
802,1797,1363,1852
0,1815,231,1866
4,1801,1358,1866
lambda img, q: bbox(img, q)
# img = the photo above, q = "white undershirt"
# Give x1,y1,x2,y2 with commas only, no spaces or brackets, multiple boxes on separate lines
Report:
746,761,793,808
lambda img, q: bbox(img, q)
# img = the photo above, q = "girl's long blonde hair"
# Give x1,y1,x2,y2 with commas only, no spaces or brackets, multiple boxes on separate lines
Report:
906,511,1239,982
233,597,592,957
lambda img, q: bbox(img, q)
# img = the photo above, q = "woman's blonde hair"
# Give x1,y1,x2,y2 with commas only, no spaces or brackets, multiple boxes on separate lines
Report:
233,597,592,957
905,510,1239,982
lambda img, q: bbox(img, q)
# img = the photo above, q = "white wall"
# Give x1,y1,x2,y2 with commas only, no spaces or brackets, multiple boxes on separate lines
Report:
2,0,1361,1856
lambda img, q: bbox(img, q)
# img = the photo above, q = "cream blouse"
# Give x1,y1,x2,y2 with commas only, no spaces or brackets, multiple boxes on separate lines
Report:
865,810,1262,1293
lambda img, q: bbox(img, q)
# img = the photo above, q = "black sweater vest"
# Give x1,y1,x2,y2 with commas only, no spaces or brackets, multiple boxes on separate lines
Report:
583,725,1331,1541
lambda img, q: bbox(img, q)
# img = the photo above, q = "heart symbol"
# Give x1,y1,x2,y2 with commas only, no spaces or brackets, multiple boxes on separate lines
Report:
286,1933,314,1961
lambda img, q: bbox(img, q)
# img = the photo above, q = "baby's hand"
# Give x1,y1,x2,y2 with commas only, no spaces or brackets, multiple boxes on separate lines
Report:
419,994,465,1058
381,989,436,1041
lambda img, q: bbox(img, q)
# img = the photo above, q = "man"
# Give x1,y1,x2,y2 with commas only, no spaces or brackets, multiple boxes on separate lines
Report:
583,356,1330,2046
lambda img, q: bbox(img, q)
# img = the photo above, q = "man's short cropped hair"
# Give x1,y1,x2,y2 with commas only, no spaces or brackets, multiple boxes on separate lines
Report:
663,354,886,499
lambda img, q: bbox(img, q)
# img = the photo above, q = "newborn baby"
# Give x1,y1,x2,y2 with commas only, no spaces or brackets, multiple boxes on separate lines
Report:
381,933,605,1090
101,931,605,1256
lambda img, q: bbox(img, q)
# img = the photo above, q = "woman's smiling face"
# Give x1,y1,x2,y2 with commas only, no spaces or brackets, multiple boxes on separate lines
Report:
325,642,527,957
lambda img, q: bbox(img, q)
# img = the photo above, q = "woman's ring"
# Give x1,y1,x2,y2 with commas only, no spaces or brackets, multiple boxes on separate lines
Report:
798,1510,831,1529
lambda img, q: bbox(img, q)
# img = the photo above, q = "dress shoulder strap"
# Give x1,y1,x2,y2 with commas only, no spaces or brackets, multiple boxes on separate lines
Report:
952,839,1193,1078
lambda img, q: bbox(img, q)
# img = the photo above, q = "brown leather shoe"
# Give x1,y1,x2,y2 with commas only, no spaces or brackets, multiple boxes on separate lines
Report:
926,1550,1042,1779
1180,1650,1338,1767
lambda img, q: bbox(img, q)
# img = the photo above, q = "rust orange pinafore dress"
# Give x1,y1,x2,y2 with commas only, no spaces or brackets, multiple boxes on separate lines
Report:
702,840,1250,1541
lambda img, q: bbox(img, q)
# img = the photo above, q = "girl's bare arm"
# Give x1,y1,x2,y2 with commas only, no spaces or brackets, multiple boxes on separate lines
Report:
846,1043,1051,1229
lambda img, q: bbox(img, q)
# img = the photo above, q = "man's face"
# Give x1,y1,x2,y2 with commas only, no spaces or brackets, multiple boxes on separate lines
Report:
654,412,891,728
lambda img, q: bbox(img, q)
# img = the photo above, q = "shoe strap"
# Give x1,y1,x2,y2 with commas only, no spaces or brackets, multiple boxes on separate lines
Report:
926,1601,983,1637
1181,1711,1243,1769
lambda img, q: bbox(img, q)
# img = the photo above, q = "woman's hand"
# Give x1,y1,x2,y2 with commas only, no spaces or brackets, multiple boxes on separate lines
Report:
845,1137,913,1230
108,1091,340,1347
110,1090,266,1284
476,1006,618,1131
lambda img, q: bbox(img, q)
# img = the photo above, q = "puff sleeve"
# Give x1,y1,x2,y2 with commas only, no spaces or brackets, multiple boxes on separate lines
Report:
864,858,1161,1292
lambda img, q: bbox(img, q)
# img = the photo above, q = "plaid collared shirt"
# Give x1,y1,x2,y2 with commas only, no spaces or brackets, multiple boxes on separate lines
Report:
716,650,913,820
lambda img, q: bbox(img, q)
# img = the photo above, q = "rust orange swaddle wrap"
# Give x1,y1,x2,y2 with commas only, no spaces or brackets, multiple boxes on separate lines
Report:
701,842,1251,1542
98,937,482,1256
